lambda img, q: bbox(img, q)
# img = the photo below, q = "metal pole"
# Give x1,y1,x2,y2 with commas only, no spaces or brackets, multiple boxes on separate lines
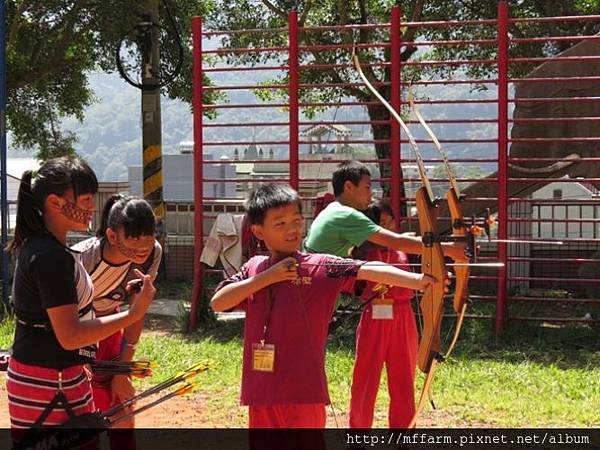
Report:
288,11,299,190
189,16,203,331
141,0,165,248
496,0,509,335
0,0,8,317
390,6,401,230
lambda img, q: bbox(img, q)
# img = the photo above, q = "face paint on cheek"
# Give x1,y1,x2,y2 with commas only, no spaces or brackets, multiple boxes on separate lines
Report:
116,238,140,259
116,236,150,260
61,201,93,225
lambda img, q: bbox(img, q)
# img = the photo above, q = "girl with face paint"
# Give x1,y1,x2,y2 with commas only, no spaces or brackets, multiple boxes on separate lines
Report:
6,157,156,447
72,194,161,445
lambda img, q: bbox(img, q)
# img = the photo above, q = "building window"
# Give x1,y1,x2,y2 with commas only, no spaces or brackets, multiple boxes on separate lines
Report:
553,189,562,199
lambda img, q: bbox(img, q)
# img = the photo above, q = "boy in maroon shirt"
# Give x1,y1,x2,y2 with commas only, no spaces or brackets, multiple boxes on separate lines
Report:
211,184,443,428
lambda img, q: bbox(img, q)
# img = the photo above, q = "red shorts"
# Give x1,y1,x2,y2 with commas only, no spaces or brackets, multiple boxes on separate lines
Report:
248,403,326,428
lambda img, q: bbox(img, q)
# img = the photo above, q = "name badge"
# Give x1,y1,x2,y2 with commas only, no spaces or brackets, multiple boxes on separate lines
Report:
372,297,394,320
252,343,275,372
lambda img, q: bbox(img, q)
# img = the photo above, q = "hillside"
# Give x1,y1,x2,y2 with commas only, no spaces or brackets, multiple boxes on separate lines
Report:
10,71,500,181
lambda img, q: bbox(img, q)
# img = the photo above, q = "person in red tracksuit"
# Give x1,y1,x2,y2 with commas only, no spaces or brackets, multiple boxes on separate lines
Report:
349,200,418,428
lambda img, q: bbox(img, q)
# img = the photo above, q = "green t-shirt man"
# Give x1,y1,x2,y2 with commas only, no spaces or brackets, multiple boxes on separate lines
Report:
304,201,381,257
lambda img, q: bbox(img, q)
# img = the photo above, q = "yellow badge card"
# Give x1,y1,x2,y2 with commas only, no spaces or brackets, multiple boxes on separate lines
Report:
252,343,275,372
372,297,394,320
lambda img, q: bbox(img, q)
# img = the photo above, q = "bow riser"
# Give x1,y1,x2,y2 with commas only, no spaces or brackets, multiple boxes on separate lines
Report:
415,187,447,374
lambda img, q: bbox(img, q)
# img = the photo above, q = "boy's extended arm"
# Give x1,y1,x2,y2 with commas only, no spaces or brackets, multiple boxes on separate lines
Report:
367,229,467,261
356,261,429,292
367,229,423,255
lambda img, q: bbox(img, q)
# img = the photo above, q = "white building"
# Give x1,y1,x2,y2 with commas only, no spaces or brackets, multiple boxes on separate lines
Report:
128,152,236,201
531,179,600,239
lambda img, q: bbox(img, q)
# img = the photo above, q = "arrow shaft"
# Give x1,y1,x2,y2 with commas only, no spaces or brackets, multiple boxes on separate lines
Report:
484,239,563,245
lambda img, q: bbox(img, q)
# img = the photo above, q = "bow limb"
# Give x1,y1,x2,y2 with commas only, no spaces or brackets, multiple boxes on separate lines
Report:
351,52,435,201
353,50,447,428
409,87,471,359
444,189,470,359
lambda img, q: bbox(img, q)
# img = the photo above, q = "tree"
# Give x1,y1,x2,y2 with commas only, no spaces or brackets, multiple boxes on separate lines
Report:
208,0,600,214
7,0,221,160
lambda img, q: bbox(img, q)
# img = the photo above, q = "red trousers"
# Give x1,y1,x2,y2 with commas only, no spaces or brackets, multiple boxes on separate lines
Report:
249,403,326,428
91,330,123,411
91,330,136,450
349,302,418,428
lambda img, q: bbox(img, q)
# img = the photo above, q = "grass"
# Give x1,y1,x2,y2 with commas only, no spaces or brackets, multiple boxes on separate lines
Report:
1,305,598,428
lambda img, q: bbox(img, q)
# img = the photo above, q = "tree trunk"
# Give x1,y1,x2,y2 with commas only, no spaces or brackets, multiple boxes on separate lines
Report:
366,103,408,220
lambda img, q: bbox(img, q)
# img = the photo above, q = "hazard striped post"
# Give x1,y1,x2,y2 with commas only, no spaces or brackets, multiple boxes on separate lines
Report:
141,0,165,240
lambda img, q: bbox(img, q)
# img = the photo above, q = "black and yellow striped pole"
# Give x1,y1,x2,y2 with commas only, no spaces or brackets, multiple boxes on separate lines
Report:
141,0,165,242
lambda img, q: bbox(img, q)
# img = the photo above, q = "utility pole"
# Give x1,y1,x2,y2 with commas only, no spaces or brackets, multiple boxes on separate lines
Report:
140,0,165,244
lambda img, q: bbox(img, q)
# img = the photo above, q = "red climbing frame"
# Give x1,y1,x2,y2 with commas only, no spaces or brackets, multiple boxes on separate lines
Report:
189,2,600,332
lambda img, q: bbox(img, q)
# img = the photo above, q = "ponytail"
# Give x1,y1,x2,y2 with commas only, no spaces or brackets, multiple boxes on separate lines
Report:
7,171,44,253
96,194,125,237
6,157,98,253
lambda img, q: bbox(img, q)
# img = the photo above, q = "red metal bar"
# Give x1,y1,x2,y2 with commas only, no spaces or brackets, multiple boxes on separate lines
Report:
510,116,600,122
509,76,600,83
402,38,497,46
507,178,600,182
510,55,600,63
401,79,497,85
201,158,395,165
204,84,287,91
507,296,600,304
508,276,599,283
403,58,497,66
508,217,600,223
508,257,600,263
496,1,509,336
203,119,498,127
204,46,287,55
202,27,287,36
509,137,600,143
299,62,389,70
301,23,388,32
202,99,497,109
510,96,600,103
391,6,401,228
404,19,497,27
511,35,600,44
289,11,299,190
510,198,599,204
189,16,203,332
508,156,600,161
300,42,390,51
202,138,497,146
509,15,600,24
203,65,288,73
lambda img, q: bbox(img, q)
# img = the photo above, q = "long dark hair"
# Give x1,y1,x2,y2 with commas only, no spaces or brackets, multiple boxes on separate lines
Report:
96,194,156,238
363,199,395,226
8,157,98,253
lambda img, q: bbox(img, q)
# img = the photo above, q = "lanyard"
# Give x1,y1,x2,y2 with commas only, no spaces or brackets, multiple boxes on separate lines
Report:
261,287,275,345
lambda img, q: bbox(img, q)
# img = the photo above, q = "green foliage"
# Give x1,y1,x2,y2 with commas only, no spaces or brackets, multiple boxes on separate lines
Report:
207,0,600,203
0,308,15,349
7,0,220,160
